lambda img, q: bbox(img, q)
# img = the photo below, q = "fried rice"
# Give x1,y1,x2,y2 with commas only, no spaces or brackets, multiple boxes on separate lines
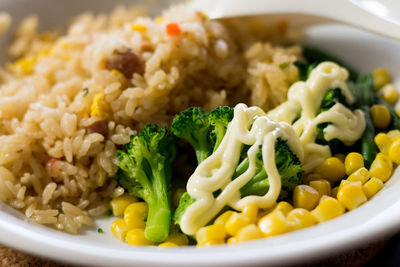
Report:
0,4,302,233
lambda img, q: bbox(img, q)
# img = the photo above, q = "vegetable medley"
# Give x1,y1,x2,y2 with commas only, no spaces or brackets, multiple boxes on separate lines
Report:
109,48,400,247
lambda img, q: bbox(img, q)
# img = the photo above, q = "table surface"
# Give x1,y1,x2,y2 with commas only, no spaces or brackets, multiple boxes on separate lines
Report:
1,230,400,266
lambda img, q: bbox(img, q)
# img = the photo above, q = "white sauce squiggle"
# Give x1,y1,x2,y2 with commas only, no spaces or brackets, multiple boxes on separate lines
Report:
268,62,366,171
180,104,303,235
180,62,366,235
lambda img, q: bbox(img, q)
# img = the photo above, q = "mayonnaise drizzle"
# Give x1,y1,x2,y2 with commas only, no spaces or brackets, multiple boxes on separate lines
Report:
180,62,366,235
180,104,303,235
268,62,366,171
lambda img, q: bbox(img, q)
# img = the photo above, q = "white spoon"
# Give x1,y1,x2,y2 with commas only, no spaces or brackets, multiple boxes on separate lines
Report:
188,0,400,40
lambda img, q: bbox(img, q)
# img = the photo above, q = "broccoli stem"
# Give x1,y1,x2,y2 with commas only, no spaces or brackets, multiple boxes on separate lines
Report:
360,105,378,168
145,194,171,242
195,148,210,164
143,162,171,242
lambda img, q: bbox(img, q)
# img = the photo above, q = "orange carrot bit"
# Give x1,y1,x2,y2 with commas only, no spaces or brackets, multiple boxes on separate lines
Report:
83,113,90,119
277,20,288,36
166,23,181,36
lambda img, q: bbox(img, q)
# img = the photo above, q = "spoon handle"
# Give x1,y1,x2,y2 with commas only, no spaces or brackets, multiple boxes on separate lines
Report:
189,0,400,40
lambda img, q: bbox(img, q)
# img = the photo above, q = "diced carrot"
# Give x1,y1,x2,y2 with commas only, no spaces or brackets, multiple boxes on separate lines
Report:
277,20,288,36
166,23,181,36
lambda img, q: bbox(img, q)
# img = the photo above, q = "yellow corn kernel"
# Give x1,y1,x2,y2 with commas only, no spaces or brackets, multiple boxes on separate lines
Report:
311,196,345,223
227,237,237,244
370,105,391,129
373,68,390,89
319,195,332,202
334,153,346,162
165,231,189,246
377,152,391,160
337,183,367,210
111,219,130,240
12,57,36,74
397,109,400,117
331,186,339,198
347,167,370,184
124,202,148,229
314,157,345,183
256,208,272,220
363,177,384,199
197,239,224,247
387,130,400,140
286,208,317,230
293,185,320,211
110,194,137,216
273,201,293,215
235,224,263,242
172,188,185,208
369,153,393,182
303,173,324,184
155,17,165,24
242,203,258,223
214,210,235,226
131,23,147,33
378,84,398,106
344,152,364,175
125,228,154,246
388,138,400,164
338,180,361,192
90,93,109,119
309,179,331,197
225,213,251,236
158,242,178,247
111,69,127,88
375,133,392,154
196,224,226,244
258,210,291,237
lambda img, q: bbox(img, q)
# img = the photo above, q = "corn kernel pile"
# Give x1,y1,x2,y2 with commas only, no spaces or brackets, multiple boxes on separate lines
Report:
109,68,399,247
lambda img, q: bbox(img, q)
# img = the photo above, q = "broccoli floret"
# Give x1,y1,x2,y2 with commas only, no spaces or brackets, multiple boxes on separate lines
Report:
173,137,303,227
294,61,317,81
171,106,233,163
117,124,176,242
314,88,350,154
208,106,234,152
171,107,211,163
318,88,347,114
237,138,303,199
302,46,358,81
173,192,195,225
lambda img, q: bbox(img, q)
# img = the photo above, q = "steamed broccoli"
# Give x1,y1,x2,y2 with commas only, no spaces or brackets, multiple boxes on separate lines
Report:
117,124,176,242
236,138,303,199
208,106,234,152
315,88,349,154
172,106,303,226
171,106,233,163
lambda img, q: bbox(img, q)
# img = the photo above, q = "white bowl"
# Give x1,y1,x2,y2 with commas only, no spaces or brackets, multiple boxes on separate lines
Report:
1,1,400,266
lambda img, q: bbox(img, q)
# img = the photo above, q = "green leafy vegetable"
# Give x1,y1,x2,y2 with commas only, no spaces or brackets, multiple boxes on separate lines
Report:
302,46,358,81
